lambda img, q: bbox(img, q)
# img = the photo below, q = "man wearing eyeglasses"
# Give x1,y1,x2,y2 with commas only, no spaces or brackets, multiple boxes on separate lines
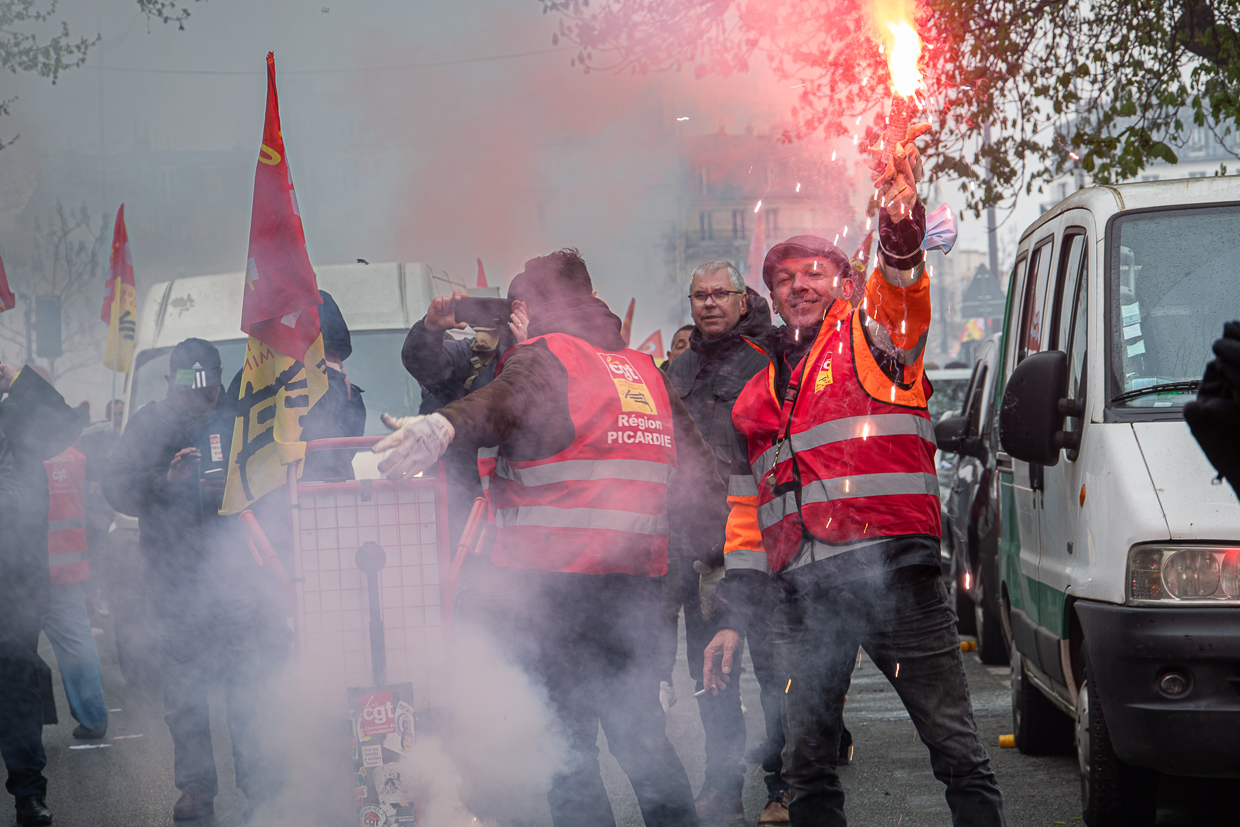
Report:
701,125,1007,826
665,260,771,824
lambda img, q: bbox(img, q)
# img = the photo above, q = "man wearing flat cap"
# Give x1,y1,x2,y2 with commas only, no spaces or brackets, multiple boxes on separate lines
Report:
105,338,272,822
371,248,728,827
701,127,1007,825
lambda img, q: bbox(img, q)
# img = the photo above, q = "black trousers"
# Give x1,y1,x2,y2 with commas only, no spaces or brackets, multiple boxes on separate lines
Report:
775,566,1005,826
747,583,789,796
0,616,47,803
680,562,746,798
513,570,697,827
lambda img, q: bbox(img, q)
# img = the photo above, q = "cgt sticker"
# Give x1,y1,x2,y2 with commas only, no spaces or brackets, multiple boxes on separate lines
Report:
814,356,834,393
597,352,657,415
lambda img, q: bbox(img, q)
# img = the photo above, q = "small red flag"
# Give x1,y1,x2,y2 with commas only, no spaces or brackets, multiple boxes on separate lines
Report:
0,251,14,314
100,205,133,323
620,298,635,347
476,258,488,288
636,330,665,362
242,52,321,358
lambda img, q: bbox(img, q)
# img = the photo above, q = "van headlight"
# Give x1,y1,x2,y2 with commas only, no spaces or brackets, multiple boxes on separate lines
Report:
1128,545,1240,604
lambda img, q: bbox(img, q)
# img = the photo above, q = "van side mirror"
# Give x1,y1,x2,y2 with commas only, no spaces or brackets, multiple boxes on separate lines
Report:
935,416,989,463
1000,351,1068,466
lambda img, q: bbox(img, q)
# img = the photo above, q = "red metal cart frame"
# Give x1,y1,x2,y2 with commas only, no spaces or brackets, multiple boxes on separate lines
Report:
244,436,455,717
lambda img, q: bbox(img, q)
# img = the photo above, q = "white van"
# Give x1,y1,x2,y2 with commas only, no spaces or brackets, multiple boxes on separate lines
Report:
124,261,483,437
973,177,1240,825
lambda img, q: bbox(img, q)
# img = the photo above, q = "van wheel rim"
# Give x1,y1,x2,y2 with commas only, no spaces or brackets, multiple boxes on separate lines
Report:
1077,679,1091,798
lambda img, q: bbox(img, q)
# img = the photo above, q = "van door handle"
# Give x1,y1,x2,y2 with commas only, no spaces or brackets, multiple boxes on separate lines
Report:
996,451,1013,473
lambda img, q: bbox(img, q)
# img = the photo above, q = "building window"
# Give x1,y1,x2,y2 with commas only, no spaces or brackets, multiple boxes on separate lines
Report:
764,208,779,237
732,209,746,239
1141,175,1159,182
1188,171,1208,178
699,211,714,241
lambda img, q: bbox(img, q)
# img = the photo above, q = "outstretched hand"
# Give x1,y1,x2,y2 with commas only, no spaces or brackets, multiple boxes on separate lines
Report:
373,412,455,480
865,122,931,223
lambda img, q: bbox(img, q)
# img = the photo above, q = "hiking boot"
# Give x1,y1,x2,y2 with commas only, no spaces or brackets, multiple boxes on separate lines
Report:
757,790,790,826
694,786,745,824
173,786,214,821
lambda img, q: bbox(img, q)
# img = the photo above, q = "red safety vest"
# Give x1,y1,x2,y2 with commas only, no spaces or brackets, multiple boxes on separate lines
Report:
489,333,677,576
732,299,940,572
45,446,89,584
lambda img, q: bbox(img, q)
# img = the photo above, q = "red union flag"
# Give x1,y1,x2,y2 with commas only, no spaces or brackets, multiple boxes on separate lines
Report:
0,250,14,313
101,205,137,372
242,51,321,357
636,330,665,362
222,52,328,515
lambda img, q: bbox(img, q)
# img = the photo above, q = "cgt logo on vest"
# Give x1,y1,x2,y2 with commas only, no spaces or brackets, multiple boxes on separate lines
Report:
597,352,658,415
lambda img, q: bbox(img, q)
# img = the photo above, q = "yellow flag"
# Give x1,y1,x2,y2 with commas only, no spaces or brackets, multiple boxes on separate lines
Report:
102,205,137,372
221,334,328,515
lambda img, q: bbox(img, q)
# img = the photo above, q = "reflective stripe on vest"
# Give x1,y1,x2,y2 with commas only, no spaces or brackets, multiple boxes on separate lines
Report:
801,472,939,503
494,456,674,487
489,333,677,576
45,447,89,585
789,413,934,453
495,505,669,535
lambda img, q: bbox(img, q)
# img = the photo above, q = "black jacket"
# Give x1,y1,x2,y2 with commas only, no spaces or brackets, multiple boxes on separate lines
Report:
667,288,773,480
103,392,247,591
0,368,83,625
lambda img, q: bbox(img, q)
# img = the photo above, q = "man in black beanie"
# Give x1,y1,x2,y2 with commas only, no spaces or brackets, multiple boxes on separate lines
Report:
372,248,728,827
105,338,272,822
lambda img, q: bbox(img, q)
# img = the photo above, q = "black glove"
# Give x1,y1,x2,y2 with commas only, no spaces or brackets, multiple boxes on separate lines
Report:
1184,321,1240,499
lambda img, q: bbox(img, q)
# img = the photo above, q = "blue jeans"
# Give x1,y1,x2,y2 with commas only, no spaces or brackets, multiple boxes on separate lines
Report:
774,565,1005,827
42,583,109,732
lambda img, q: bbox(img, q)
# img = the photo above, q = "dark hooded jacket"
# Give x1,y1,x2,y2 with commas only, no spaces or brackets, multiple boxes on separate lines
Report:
436,295,728,566
103,390,249,594
668,288,772,479
0,368,83,626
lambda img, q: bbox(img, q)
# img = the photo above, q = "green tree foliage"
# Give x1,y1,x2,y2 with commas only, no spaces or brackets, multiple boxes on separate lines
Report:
541,0,1240,213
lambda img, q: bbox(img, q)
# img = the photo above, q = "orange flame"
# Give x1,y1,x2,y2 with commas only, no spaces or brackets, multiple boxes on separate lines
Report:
884,21,922,96
873,0,923,97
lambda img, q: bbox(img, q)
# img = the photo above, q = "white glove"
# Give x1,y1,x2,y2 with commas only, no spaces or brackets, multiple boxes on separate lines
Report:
659,680,677,714
373,412,455,480
694,561,725,621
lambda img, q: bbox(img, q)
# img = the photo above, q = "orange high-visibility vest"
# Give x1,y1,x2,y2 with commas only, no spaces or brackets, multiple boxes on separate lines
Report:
489,333,677,576
732,299,939,573
45,447,89,584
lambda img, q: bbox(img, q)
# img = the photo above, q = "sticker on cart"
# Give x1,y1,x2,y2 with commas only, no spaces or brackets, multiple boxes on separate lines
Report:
361,743,384,768
360,805,388,827
384,701,416,754
359,691,397,738
375,763,415,811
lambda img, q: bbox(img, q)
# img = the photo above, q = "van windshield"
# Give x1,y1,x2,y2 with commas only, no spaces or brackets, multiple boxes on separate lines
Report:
1109,204,1240,410
129,330,420,436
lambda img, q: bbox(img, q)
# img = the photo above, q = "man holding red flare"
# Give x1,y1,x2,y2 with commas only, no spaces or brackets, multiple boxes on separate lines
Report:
702,124,1007,825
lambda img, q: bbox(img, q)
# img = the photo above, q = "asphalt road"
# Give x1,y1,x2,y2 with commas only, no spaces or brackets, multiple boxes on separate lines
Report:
23,609,1237,827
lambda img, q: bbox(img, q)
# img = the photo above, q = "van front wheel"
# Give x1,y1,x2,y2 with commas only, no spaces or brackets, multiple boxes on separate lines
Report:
1012,649,1073,754
1077,654,1156,826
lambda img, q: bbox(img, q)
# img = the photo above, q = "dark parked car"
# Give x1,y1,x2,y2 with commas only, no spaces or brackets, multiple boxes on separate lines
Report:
935,335,1008,664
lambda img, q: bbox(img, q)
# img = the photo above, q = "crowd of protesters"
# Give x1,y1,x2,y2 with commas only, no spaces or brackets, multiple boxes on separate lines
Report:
0,122,1028,827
